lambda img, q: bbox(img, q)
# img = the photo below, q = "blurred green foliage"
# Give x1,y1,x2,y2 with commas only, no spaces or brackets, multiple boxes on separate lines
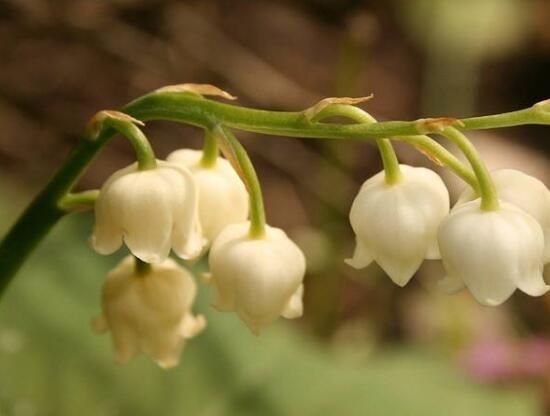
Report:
0,189,540,416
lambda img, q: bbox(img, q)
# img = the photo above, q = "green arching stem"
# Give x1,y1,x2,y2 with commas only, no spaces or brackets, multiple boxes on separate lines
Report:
313,104,477,189
313,104,401,184
441,127,499,211
0,89,547,296
200,130,219,168
134,257,152,275
214,127,266,239
396,135,478,190
0,134,110,295
377,140,402,184
461,105,550,130
122,92,550,140
58,190,99,212
0,112,152,295
103,117,157,171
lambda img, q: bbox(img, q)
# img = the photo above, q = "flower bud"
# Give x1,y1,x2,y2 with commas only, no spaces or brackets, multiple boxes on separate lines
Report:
456,169,550,262
207,223,306,334
92,256,206,369
167,149,249,244
91,161,205,263
347,165,450,286
438,200,548,306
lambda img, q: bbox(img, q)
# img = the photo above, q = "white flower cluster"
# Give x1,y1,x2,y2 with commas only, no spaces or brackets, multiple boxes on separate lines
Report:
90,143,549,368
91,149,306,368
92,256,206,369
347,166,550,306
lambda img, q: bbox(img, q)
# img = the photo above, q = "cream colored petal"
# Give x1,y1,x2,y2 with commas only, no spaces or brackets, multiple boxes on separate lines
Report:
90,191,123,255
110,325,139,364
144,333,184,370
118,174,174,263
180,314,207,338
166,162,206,259
344,239,374,269
424,239,441,260
515,272,549,297
349,165,449,285
210,221,249,246
168,149,249,243
90,219,123,255
209,222,306,333
235,227,305,331
96,256,202,368
91,163,137,255
439,200,546,306
192,167,249,242
462,270,517,306
458,169,550,263
438,213,516,306
166,149,203,166
281,284,304,319
156,355,181,370
210,273,236,312
375,253,424,287
172,218,205,260
95,166,174,262
505,207,548,297
208,224,249,312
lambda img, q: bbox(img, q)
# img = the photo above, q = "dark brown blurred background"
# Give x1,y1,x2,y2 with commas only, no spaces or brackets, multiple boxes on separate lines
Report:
2,0,550,414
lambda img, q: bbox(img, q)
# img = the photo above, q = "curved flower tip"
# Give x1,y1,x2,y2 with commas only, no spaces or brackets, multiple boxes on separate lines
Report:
91,161,205,263
344,239,374,270
93,256,205,368
456,169,550,263
172,219,207,261
347,165,449,286
208,222,306,334
167,149,249,246
154,315,207,369
181,314,207,338
425,240,442,260
376,255,423,287
281,284,304,319
438,200,548,306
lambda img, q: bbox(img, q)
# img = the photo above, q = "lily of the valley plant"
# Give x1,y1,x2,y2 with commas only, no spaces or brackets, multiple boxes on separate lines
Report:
1,84,550,368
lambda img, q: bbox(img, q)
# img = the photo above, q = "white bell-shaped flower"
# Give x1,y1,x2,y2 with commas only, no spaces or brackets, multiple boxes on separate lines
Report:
346,165,450,286
438,200,548,306
91,161,205,263
207,222,306,335
167,149,249,244
92,256,206,368
456,169,550,263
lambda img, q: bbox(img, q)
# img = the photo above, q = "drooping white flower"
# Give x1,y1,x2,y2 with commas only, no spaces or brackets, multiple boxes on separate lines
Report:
346,165,450,286
207,222,306,335
167,149,249,244
456,169,550,263
91,161,205,263
92,256,206,369
438,200,548,306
